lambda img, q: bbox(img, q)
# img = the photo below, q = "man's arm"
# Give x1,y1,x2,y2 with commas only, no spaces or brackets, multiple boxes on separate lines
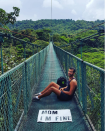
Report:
62,80,77,95
59,86,67,91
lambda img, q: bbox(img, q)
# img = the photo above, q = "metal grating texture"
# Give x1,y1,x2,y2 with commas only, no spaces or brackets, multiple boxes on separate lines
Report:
19,42,92,131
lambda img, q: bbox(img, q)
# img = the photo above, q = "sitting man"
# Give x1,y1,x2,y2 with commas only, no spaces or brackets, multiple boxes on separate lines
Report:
32,67,77,101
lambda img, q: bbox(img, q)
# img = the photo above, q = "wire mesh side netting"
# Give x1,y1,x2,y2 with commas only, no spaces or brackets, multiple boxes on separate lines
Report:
53,44,104,131
0,44,49,131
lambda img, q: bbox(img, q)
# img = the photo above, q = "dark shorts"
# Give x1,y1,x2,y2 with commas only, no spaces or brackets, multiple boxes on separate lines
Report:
57,87,73,101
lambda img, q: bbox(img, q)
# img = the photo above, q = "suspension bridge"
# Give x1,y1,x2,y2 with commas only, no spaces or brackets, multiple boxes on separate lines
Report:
0,31,104,131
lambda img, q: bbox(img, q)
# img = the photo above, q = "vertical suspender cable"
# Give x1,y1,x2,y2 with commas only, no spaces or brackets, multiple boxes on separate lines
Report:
51,0,52,42
51,0,52,21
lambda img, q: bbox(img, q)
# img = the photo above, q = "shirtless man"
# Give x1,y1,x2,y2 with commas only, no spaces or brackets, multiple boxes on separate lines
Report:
32,67,77,101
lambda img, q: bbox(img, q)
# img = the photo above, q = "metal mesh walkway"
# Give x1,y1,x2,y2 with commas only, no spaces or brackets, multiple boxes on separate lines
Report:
19,42,92,131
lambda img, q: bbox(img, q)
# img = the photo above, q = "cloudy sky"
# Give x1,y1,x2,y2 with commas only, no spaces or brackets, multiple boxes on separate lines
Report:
0,0,104,21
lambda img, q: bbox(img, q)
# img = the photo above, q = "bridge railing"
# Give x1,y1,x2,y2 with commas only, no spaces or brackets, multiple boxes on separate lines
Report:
53,44,104,131
0,44,49,131
0,32,46,75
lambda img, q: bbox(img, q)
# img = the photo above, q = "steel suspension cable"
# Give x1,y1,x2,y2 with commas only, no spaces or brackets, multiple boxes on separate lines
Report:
0,27,36,40
51,0,53,42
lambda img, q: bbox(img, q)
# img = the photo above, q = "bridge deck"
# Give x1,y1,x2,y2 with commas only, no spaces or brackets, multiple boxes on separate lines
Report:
19,43,92,131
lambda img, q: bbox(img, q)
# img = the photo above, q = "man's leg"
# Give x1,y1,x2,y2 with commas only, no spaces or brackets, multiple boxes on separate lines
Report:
38,87,61,99
41,82,60,94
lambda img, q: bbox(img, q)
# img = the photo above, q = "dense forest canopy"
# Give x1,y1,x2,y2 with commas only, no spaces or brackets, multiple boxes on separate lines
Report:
0,8,104,71
0,18,104,74
7,19,104,34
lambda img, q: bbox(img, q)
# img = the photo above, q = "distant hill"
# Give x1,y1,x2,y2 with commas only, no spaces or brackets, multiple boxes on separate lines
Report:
7,19,104,34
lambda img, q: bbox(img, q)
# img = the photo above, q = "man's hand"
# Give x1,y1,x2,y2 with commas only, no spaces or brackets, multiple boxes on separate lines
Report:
64,86,67,89
60,88,64,91
59,86,67,91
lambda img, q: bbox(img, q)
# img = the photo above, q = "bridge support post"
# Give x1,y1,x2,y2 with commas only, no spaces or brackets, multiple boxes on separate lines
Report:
23,42,26,59
61,49,62,65
69,55,71,68
80,42,82,59
59,48,61,63
60,49,62,65
39,52,40,75
0,36,4,74
24,62,28,115
32,45,34,55
77,60,81,103
81,61,87,114
7,76,14,131
27,63,31,106
37,53,39,82
52,35,53,43
65,52,68,76
100,71,104,131
37,46,38,53
71,43,73,54
35,55,37,84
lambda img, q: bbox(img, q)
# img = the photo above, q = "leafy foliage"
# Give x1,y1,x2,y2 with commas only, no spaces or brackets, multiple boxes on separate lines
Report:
76,51,104,68
0,18,104,75
7,19,104,34
0,7,20,25
0,28,50,74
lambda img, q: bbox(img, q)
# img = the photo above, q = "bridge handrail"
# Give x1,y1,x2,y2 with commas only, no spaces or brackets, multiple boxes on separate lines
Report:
0,43,50,131
0,31,45,74
53,43,104,131
54,44,104,72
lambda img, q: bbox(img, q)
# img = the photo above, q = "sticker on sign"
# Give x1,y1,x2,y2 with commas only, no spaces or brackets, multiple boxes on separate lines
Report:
37,109,72,122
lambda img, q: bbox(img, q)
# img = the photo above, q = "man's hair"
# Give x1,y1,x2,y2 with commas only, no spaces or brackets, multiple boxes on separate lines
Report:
69,67,76,73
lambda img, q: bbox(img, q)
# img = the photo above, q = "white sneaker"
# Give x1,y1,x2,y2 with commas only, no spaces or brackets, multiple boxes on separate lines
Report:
32,96,40,102
34,92,41,96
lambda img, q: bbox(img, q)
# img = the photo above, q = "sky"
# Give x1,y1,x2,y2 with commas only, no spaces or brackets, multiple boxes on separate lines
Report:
0,0,104,21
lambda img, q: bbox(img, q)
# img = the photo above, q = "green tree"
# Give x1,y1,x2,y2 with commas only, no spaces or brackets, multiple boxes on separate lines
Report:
0,7,20,26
